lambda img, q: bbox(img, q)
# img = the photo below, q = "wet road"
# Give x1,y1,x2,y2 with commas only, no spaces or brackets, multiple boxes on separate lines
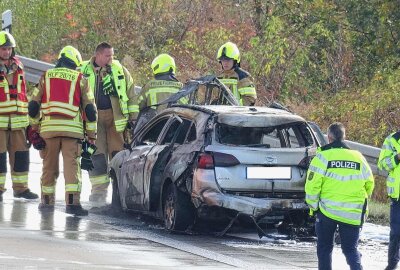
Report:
0,150,389,269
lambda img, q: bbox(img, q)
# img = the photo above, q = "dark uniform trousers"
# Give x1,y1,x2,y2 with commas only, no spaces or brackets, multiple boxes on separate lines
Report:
315,212,363,270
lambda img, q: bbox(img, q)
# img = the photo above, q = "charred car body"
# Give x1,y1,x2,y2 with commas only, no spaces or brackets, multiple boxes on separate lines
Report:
110,80,324,235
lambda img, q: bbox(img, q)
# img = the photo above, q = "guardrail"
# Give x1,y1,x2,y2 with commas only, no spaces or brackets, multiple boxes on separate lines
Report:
18,55,55,84
19,55,386,176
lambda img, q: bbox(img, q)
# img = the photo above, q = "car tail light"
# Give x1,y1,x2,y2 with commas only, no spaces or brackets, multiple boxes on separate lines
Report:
213,152,240,167
198,153,215,169
298,156,314,169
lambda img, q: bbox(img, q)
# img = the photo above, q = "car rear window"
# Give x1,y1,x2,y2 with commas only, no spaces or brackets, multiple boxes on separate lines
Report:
216,122,315,148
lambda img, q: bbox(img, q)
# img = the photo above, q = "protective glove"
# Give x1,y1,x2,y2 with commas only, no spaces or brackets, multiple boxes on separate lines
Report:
81,140,97,171
26,125,46,150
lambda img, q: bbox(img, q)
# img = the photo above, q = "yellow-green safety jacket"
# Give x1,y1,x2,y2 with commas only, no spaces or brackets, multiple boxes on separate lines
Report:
217,67,257,106
80,59,138,132
305,141,374,226
134,79,184,119
378,131,400,199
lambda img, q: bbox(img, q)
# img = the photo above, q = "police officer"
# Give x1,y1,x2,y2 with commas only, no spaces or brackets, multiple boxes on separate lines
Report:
79,42,138,204
0,31,38,201
216,42,257,106
305,122,374,270
133,54,183,131
378,131,400,270
29,46,97,216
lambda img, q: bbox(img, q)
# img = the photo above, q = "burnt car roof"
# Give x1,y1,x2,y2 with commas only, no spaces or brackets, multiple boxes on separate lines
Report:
163,105,307,127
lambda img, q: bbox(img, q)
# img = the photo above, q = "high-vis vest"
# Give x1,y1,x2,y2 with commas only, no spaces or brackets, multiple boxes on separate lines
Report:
378,132,400,199
39,67,85,135
0,58,28,114
143,80,183,109
80,60,131,132
218,75,256,105
305,146,374,226
41,68,81,118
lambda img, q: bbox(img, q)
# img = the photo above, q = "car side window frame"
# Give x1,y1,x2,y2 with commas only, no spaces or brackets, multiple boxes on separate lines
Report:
158,115,195,145
135,116,171,146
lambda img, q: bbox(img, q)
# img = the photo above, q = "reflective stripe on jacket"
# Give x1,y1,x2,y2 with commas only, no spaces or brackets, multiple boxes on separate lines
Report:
305,141,374,226
0,57,28,116
378,132,400,199
139,80,183,113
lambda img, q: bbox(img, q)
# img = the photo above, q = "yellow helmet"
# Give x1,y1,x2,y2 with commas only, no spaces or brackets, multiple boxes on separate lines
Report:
217,42,240,63
151,53,176,75
58,45,82,67
0,31,16,47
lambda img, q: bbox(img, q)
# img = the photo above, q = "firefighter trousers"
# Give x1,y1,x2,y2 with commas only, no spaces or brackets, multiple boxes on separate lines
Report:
40,137,82,205
89,109,124,196
0,129,30,195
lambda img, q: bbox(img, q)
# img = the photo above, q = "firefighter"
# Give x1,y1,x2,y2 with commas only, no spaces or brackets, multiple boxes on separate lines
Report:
378,131,400,270
305,122,374,270
216,41,257,106
79,42,138,204
0,31,38,202
28,46,97,216
133,53,183,131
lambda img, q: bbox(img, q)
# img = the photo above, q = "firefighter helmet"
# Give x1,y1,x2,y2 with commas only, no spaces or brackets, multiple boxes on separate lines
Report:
217,42,240,63
0,31,16,47
151,54,176,75
58,45,82,67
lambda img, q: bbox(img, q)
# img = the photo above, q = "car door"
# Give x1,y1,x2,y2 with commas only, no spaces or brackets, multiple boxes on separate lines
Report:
141,115,191,210
122,116,170,210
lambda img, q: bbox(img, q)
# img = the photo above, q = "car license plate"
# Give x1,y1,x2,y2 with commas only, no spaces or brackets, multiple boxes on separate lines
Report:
246,167,291,179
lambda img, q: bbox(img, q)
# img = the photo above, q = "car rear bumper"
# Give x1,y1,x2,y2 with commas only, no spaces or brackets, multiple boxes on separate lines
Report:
192,169,308,218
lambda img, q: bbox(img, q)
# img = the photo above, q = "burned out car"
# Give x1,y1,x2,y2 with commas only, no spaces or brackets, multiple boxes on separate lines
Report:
109,104,324,234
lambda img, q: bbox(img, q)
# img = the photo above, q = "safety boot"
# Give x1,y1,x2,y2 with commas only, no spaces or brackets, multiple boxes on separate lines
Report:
0,191,3,202
66,205,88,216
89,193,107,204
38,195,55,212
14,189,39,199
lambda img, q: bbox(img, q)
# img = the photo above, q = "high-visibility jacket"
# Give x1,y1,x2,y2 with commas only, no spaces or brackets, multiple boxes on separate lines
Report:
378,131,400,199
135,78,183,118
30,67,97,140
305,141,374,226
217,67,257,106
80,59,138,132
0,57,29,130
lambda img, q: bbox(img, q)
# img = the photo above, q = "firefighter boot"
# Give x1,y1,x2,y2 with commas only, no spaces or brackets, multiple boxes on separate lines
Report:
14,189,39,199
38,195,55,212
65,193,88,216
0,191,3,202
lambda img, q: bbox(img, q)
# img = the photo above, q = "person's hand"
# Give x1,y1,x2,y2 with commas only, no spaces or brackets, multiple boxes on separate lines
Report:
26,125,46,150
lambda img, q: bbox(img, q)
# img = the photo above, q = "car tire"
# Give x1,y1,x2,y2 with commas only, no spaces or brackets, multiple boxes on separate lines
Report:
110,170,122,211
163,183,195,232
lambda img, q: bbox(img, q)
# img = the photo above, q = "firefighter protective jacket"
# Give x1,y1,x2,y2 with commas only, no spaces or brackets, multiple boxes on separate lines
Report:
305,141,374,226
30,67,97,140
0,56,29,130
217,67,257,106
79,58,138,132
378,131,400,199
133,76,183,119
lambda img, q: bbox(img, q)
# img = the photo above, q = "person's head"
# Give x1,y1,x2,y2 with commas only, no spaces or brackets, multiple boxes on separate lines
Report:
151,53,176,76
0,31,16,61
217,42,240,71
94,42,114,67
327,122,346,143
57,45,82,69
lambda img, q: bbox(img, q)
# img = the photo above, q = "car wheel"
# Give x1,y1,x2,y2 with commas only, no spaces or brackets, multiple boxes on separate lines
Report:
110,170,122,211
163,183,195,232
